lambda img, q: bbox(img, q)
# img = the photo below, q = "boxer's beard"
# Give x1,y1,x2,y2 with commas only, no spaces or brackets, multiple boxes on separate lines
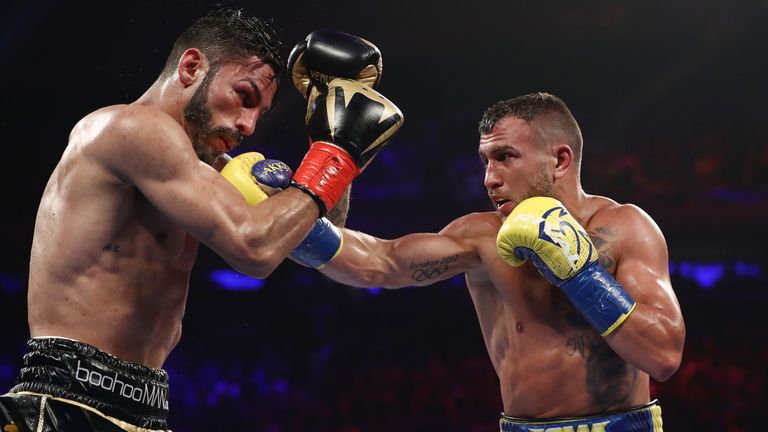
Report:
184,68,243,165
514,167,553,205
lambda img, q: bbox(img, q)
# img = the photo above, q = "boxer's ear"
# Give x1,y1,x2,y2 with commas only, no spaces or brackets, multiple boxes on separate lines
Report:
553,144,573,180
178,48,207,87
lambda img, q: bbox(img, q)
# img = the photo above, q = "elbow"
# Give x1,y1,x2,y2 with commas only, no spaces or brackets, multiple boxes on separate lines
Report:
647,315,687,382
230,251,280,279
649,353,682,382
648,335,685,382
228,231,285,279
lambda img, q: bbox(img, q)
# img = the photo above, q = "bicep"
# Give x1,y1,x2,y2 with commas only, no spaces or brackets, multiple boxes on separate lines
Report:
135,159,246,246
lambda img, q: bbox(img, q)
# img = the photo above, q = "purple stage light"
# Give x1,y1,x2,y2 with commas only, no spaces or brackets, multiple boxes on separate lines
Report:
677,262,725,289
209,269,265,291
733,261,761,278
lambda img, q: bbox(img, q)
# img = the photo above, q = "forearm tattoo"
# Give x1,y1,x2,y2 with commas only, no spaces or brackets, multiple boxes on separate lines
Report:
409,254,458,282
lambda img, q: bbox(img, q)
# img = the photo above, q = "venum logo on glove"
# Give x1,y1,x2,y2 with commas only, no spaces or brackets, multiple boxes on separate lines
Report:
535,206,595,273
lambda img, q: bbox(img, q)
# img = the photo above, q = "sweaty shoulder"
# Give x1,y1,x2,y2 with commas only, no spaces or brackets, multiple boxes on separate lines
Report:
72,105,193,182
588,196,659,230
585,195,666,262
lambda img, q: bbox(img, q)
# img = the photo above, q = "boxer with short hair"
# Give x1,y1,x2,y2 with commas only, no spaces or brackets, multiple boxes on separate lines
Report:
315,93,685,430
0,8,402,432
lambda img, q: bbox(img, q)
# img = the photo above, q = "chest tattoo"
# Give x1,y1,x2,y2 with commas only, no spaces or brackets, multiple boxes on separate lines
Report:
585,340,639,409
102,243,121,253
564,331,638,408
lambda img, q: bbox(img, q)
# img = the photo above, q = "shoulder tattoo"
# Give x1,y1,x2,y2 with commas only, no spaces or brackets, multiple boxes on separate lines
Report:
588,227,617,270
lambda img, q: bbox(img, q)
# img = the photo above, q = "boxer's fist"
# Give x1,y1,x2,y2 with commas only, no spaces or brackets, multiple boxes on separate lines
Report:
305,78,403,169
496,196,596,285
221,152,269,205
287,29,382,98
221,152,343,268
221,153,292,205
496,197,635,336
251,159,292,196
292,78,403,215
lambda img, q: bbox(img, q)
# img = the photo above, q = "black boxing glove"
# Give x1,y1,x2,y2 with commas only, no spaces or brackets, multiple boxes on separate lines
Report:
291,78,403,216
287,29,383,99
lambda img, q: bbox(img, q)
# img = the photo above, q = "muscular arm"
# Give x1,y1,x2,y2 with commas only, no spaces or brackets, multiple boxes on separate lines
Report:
320,216,482,288
602,206,686,381
103,107,318,278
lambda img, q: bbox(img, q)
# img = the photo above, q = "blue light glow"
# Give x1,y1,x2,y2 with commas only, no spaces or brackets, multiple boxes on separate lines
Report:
734,261,761,278
676,262,726,289
669,260,764,290
209,269,265,291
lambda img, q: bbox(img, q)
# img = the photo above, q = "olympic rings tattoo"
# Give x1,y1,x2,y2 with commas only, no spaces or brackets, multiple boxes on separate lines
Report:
411,265,448,282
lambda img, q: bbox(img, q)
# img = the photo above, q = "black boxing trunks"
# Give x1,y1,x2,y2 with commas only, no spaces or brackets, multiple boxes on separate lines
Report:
499,400,663,432
0,337,170,432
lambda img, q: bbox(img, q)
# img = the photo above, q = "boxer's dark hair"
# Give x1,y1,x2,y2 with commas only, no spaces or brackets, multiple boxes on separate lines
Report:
478,92,583,166
160,6,283,79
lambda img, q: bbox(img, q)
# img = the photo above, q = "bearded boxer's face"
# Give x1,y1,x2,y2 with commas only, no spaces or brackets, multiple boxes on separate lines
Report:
184,67,224,165
480,117,554,217
184,60,277,165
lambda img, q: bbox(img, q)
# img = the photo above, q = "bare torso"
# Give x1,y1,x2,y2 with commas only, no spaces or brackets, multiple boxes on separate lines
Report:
28,106,197,368
458,200,648,417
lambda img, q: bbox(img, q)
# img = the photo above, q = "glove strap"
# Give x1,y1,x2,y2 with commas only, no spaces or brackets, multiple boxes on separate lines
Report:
290,217,343,268
292,142,360,216
559,261,636,336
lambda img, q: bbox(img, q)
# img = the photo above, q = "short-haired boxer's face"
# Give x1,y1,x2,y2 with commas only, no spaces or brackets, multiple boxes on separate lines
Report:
479,116,554,218
184,57,277,165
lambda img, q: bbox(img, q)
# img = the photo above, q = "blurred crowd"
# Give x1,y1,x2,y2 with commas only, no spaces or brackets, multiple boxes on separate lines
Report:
582,131,768,207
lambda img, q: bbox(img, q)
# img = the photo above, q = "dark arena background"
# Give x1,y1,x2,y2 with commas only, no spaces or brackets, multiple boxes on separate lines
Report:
1,1,766,430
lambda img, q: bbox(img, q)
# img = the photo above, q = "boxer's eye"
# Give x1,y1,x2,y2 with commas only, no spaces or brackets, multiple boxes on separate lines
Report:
236,90,255,108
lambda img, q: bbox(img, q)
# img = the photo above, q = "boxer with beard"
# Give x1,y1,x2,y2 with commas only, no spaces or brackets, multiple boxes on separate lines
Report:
0,9,402,432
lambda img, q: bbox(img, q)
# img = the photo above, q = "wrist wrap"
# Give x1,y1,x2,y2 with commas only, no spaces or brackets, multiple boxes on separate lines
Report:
292,141,360,216
559,260,636,336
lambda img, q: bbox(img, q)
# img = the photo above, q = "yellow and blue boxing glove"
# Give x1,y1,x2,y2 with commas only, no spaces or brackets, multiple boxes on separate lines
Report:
496,197,635,336
221,152,343,268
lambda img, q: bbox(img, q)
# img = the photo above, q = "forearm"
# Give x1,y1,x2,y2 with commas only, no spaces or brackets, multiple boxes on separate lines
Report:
319,229,406,288
558,265,685,381
220,188,319,277
320,230,475,289
604,303,685,381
